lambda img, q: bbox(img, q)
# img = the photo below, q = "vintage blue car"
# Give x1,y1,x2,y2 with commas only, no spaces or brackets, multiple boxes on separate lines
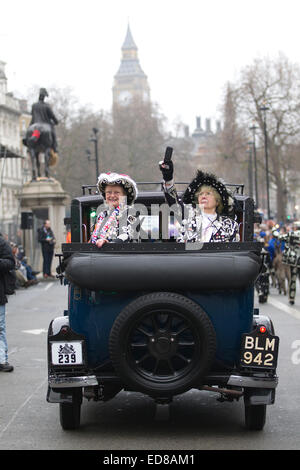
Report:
47,182,279,431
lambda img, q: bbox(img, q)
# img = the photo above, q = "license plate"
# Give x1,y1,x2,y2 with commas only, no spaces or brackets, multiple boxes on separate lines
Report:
51,341,83,365
240,328,279,370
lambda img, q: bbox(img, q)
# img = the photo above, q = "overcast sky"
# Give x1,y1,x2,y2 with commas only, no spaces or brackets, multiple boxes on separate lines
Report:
1,0,300,132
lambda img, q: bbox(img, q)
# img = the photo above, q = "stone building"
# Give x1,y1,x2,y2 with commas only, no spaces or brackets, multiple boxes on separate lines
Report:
0,60,27,240
188,115,221,173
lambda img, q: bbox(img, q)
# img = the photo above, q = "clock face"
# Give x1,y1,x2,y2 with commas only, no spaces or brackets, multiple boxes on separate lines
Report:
118,91,132,104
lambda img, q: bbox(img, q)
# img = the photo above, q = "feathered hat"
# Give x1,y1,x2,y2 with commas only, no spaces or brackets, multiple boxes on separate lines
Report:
97,172,138,205
182,170,234,216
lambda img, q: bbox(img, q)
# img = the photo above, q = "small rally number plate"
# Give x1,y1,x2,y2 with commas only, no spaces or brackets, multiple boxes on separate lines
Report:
240,328,279,370
51,341,83,365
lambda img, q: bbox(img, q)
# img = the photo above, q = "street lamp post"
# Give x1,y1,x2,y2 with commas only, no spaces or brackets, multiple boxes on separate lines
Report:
260,103,270,219
86,128,100,176
249,122,259,207
247,143,254,199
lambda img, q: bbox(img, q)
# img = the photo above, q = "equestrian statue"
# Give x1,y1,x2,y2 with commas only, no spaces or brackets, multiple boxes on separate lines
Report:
23,88,59,181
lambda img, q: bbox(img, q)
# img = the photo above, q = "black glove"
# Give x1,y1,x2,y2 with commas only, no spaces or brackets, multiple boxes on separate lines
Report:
159,160,174,182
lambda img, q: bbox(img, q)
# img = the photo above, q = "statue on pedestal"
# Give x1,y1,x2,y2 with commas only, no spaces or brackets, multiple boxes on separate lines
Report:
23,88,59,181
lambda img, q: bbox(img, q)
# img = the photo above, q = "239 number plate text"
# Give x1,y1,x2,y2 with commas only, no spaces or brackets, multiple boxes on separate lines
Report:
51,341,83,365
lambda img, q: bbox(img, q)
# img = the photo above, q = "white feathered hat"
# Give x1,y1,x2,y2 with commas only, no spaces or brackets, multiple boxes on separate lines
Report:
97,172,138,205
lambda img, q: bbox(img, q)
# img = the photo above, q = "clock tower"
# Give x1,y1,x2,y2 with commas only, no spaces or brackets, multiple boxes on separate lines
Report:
112,24,150,106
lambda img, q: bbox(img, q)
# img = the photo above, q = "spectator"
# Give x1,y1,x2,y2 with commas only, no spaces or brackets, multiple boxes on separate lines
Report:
10,243,28,287
15,244,39,283
10,244,38,288
0,233,15,372
38,220,56,278
267,228,285,264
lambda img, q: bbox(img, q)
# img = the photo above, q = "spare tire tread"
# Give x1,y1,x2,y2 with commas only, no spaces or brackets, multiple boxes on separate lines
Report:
109,292,217,397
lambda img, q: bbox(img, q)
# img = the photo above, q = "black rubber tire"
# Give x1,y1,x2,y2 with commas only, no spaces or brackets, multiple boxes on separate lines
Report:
109,292,217,397
245,404,266,430
59,388,82,430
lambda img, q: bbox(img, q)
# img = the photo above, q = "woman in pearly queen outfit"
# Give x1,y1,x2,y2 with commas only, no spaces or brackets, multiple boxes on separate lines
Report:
90,172,139,248
159,160,240,243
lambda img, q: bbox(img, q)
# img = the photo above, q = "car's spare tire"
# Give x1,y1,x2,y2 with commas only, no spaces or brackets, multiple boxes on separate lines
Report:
109,292,217,397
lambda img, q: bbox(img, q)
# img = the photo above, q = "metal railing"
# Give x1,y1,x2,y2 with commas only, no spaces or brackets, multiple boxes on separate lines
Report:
81,182,245,196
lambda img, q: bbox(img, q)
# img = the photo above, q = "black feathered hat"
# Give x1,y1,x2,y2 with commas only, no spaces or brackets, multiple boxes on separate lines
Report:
182,170,234,216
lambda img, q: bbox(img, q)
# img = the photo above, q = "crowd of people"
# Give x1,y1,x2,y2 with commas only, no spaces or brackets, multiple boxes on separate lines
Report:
0,219,57,288
0,221,56,373
254,219,299,258
0,233,39,289
254,219,300,304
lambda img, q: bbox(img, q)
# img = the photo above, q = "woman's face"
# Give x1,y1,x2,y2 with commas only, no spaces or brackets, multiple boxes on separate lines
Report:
197,187,218,214
104,184,126,207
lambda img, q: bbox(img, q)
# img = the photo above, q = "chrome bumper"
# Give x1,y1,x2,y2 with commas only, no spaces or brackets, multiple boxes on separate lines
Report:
48,373,278,391
49,375,98,388
227,374,278,389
